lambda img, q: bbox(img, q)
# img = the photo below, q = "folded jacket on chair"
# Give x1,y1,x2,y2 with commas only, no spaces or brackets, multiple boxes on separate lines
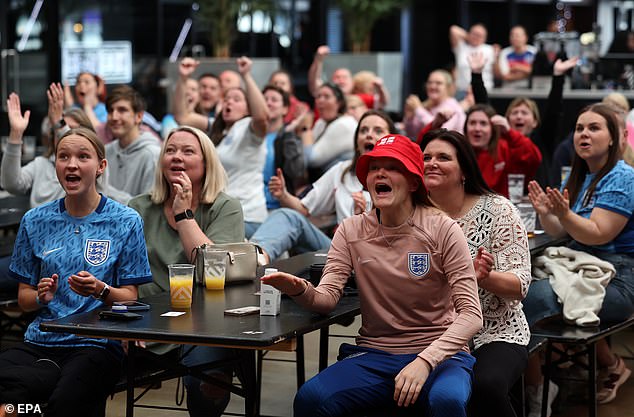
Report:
532,246,616,326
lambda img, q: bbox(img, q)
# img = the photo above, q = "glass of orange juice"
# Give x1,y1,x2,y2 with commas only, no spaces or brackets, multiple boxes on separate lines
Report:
203,249,227,290
168,264,195,309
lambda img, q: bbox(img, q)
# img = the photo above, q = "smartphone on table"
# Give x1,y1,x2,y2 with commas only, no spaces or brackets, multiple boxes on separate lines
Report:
112,300,151,311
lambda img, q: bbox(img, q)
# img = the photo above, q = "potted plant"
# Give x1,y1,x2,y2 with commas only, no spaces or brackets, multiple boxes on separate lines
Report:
197,0,274,58
335,0,408,53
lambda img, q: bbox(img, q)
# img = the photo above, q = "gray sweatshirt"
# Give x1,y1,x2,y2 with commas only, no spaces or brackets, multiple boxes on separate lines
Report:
1,144,63,207
1,142,134,207
105,131,161,202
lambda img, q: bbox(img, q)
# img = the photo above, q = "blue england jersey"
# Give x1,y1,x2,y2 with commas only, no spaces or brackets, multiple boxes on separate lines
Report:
9,195,152,348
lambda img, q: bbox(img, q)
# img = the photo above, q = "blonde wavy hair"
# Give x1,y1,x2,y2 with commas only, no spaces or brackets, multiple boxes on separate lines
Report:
150,126,227,205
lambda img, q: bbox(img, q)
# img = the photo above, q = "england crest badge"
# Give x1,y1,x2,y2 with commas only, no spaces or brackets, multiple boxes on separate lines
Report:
408,253,430,278
84,239,111,266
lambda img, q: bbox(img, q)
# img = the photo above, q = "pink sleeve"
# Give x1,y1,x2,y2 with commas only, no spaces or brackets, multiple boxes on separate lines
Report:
292,223,350,314
417,222,483,369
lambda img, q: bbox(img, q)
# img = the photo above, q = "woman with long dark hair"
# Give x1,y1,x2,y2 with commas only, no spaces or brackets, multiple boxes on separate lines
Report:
421,129,531,417
525,103,634,407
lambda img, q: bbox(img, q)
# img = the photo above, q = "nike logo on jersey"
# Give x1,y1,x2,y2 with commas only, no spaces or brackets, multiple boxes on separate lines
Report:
42,247,63,256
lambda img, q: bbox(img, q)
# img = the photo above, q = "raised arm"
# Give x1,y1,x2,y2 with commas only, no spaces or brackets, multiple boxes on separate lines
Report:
538,57,579,157
449,25,467,49
173,58,209,130
6,93,30,146
373,77,389,109
307,45,329,97
237,56,268,138
1,93,34,194
468,51,490,105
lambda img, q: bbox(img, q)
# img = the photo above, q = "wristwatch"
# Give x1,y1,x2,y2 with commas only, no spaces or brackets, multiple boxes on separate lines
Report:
94,282,110,301
174,209,194,222
53,118,67,130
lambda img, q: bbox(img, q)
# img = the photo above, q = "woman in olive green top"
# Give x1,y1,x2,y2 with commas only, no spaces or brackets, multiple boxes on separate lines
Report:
129,125,244,417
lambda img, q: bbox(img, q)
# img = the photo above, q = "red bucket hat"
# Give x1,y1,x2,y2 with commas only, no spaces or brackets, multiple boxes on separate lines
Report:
355,134,426,200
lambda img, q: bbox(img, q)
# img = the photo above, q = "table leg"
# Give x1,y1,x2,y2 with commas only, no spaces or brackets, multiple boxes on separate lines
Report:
237,350,258,417
541,343,553,417
588,343,597,417
126,342,136,417
319,327,329,371
296,334,305,387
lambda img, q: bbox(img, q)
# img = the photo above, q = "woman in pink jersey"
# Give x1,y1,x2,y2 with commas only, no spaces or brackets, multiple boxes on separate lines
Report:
262,134,482,417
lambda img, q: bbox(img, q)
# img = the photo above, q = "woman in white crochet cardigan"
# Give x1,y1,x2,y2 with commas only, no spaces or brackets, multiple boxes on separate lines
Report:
421,128,531,417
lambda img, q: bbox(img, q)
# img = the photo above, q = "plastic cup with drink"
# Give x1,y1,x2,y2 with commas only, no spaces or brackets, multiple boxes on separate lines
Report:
202,248,227,290
517,203,537,238
507,173,525,204
168,264,195,309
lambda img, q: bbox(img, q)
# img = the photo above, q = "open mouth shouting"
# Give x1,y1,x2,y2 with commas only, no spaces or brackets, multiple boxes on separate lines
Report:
374,182,392,197
512,121,525,131
64,173,82,190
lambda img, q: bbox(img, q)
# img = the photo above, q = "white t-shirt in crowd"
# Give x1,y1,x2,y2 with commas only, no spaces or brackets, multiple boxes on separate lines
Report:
301,160,371,225
216,117,268,223
453,40,495,92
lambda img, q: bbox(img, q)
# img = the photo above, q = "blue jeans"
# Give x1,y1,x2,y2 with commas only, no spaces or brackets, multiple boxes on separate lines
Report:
523,248,634,327
244,221,261,240
181,346,236,417
250,208,332,261
294,343,475,417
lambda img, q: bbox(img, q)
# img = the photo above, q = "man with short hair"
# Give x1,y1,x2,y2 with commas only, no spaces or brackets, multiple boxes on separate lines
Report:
496,25,537,88
104,85,160,204
198,73,221,117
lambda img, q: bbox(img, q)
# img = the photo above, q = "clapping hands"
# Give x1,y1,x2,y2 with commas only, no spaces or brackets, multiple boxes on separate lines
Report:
527,180,571,220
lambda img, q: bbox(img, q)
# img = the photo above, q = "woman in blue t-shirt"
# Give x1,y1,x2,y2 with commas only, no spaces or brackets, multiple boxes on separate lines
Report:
525,103,634,407
0,127,152,416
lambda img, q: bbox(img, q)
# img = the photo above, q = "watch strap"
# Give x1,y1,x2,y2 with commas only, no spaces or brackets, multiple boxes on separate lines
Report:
95,283,110,301
174,209,194,222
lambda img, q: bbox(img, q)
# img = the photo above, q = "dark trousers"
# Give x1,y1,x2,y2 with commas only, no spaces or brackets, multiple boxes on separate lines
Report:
0,342,121,417
294,343,476,417
469,341,528,417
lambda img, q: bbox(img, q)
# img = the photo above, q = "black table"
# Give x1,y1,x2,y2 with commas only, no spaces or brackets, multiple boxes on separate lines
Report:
41,254,360,417
0,195,29,232
528,232,569,256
